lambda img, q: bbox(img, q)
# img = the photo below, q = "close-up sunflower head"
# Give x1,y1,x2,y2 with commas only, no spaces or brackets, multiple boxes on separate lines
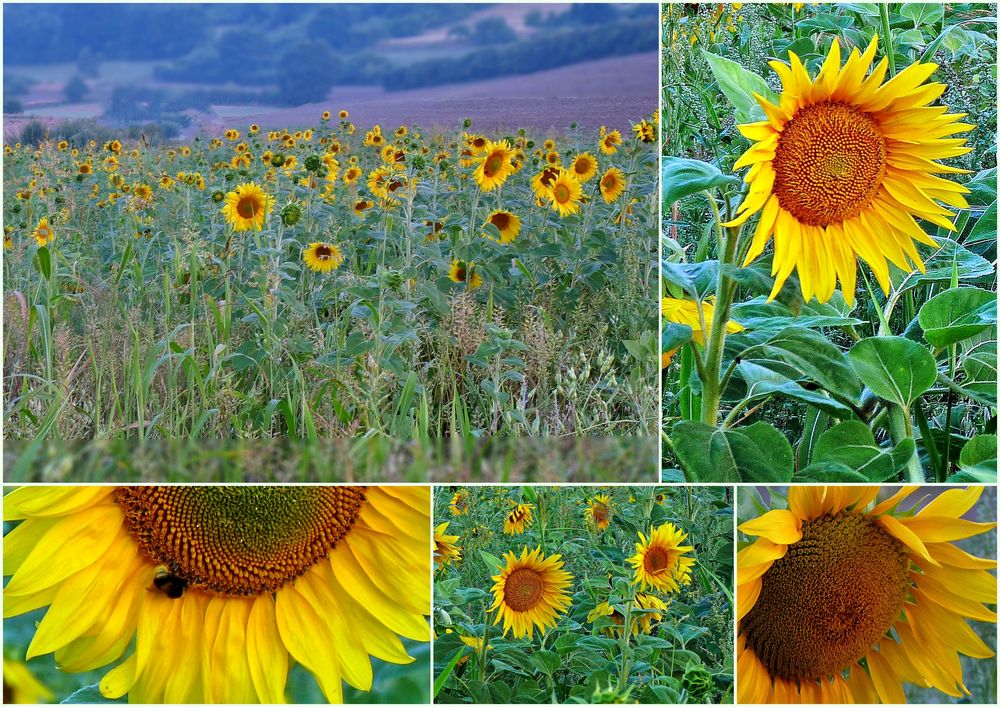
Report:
627,521,696,593
3,485,431,704
737,485,997,704
489,547,573,639
726,35,973,305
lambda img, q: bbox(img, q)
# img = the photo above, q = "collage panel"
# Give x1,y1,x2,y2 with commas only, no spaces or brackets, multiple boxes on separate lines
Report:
735,484,997,704
1,2,660,457
3,484,431,704
661,2,998,484
433,485,734,704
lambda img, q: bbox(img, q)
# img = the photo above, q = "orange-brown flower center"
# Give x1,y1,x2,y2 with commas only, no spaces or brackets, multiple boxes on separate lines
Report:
236,195,259,219
553,183,571,203
644,546,673,574
772,101,887,227
484,153,505,177
490,213,511,231
505,568,545,611
742,512,909,683
116,486,366,597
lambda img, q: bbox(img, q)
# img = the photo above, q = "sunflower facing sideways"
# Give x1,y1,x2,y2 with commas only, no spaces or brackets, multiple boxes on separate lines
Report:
221,182,271,232
599,167,626,203
489,547,573,639
726,36,972,304
3,485,430,704
503,503,534,535
434,522,462,568
587,592,669,638
627,522,696,593
483,209,521,244
737,486,997,704
584,493,613,531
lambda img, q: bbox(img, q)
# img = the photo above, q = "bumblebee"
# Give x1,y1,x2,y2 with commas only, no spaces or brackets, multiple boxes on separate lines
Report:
152,566,188,599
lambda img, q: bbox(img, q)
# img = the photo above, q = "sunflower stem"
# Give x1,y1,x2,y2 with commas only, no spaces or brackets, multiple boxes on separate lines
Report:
700,194,740,426
880,6,897,77
887,404,924,482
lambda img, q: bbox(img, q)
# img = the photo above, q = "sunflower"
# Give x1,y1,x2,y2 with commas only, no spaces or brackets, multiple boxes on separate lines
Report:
483,210,521,244
531,166,561,200
221,182,271,232
504,503,534,534
587,592,669,637
434,522,462,567
31,217,54,247
3,485,430,703
489,547,573,639
448,259,483,290
737,486,997,704
303,242,344,273
465,134,489,155
632,119,656,143
449,489,471,516
353,199,373,216
598,128,622,155
547,170,583,217
585,493,613,531
599,167,626,203
472,139,515,191
627,522,696,593
661,297,745,347
78,162,93,175
570,152,599,182
3,657,54,704
343,166,362,185
726,37,972,305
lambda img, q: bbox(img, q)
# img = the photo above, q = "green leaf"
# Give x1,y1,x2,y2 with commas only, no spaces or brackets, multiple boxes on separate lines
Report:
849,337,937,408
725,422,794,482
530,650,562,676
900,2,944,27
918,287,996,348
670,421,739,482
34,246,51,280
957,434,997,480
812,420,916,482
433,648,467,698
737,361,854,416
662,157,737,207
795,461,870,482
62,685,125,704
891,237,993,291
701,50,779,124
966,200,996,246
478,550,503,574
745,327,861,404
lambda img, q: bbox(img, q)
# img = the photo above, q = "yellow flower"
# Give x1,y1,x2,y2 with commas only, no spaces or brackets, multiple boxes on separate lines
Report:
627,522,695,593
483,210,521,244
449,489,471,516
489,547,573,639
547,170,583,217
587,593,669,637
353,199,373,216
632,119,656,143
434,522,462,567
221,182,271,232
3,486,430,703
504,503,534,534
531,166,561,200
599,127,623,155
661,297,745,347
472,139,515,191
302,242,344,273
584,493,613,531
737,486,997,703
726,37,972,304
32,217,54,247
338,110,349,119
343,166,362,184
570,152,599,182
599,167,626,203
448,259,483,290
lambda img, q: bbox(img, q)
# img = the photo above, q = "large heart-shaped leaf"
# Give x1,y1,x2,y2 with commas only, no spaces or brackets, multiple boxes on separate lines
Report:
848,337,937,408
918,287,996,348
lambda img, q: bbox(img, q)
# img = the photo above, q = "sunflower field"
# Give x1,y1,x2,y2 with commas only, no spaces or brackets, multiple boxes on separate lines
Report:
736,485,997,704
432,485,733,704
2,113,658,439
661,3,998,484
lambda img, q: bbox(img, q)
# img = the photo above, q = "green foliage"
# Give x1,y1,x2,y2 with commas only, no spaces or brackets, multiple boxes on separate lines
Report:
433,486,734,704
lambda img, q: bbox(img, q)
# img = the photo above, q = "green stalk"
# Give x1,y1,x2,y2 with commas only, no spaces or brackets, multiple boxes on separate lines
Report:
880,5,897,77
886,404,923,483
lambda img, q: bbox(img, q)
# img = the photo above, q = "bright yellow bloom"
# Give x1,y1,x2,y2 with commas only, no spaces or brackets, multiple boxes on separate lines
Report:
32,217,54,247
737,486,997,703
489,547,573,638
448,259,483,290
599,127,623,155
599,167,626,203
504,503,534,534
483,210,521,244
472,139,515,191
627,522,695,593
221,182,271,231
726,37,972,304
584,493,613,531
3,486,430,703
570,152,599,182
302,242,344,273
547,170,583,217
449,490,471,516
587,592,669,637
661,297,745,346
434,522,462,566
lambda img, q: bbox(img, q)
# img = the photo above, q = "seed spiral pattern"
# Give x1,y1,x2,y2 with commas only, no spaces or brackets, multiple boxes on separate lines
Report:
742,512,909,683
503,568,545,612
116,486,366,597
772,102,887,226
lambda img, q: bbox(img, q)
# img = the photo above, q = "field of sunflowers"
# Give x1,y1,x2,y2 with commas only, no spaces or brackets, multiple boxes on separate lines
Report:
3,112,657,439
432,485,733,704
661,3,998,484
